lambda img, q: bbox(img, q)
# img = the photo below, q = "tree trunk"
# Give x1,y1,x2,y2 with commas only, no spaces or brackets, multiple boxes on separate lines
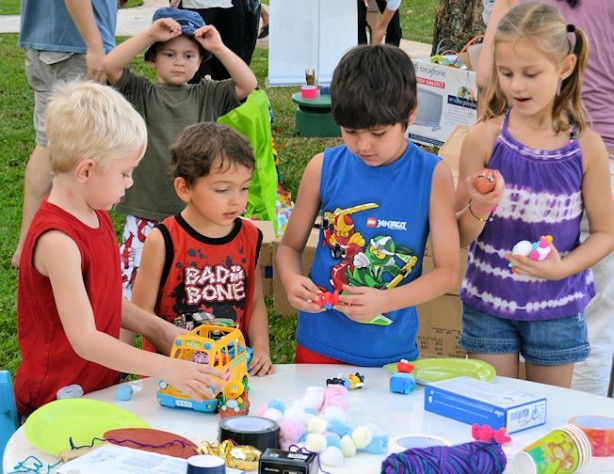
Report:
431,0,485,56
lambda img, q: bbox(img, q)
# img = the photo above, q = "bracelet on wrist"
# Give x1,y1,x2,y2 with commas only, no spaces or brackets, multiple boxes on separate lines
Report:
468,199,492,223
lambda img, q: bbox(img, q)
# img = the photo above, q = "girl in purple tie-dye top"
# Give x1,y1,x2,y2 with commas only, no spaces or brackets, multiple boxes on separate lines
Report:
454,3,614,388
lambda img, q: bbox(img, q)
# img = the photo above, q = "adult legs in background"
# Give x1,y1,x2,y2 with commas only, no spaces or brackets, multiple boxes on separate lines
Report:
357,0,369,44
241,0,260,67
375,0,402,46
572,196,614,396
13,50,86,268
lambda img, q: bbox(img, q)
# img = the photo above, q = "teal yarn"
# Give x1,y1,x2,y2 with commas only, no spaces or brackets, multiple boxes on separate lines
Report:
381,440,507,474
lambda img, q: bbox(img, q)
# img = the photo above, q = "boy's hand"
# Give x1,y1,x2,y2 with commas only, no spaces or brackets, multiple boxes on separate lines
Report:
248,349,275,376
162,358,223,402
193,25,224,53
148,18,183,42
336,285,387,322
285,275,324,313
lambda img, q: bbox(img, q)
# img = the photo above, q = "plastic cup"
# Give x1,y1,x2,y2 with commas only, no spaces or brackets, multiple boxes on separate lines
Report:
512,424,591,474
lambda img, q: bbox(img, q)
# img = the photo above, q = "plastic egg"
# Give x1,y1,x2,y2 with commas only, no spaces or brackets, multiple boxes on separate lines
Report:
474,169,496,194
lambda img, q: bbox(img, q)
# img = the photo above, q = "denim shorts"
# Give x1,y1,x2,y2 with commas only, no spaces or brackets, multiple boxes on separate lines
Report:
460,304,590,366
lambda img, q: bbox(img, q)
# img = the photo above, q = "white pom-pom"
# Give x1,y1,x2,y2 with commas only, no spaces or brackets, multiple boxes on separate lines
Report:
305,433,327,453
263,408,284,421
320,446,344,466
307,416,328,434
321,405,347,423
512,240,532,256
340,435,357,457
352,426,373,449
301,386,325,411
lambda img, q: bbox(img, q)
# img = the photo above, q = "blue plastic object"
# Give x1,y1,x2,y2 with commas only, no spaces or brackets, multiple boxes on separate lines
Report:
0,370,19,461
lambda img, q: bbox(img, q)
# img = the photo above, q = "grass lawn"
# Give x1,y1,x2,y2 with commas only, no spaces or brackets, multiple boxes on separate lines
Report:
0,0,439,376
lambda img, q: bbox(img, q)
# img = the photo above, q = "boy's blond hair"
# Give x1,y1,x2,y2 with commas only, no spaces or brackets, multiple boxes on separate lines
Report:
46,81,147,174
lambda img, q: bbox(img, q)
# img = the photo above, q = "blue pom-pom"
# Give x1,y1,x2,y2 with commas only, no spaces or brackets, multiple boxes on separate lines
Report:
326,432,342,449
365,434,389,454
327,419,351,437
115,385,134,401
305,408,317,415
268,399,286,412
298,432,308,444
389,373,416,395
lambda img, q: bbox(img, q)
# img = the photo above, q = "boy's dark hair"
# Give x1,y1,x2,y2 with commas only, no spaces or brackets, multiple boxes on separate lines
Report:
171,122,255,187
330,44,417,130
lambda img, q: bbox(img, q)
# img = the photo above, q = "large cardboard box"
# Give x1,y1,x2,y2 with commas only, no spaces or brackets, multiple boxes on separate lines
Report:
407,59,477,147
251,220,277,298
272,226,320,316
438,124,469,185
417,295,465,359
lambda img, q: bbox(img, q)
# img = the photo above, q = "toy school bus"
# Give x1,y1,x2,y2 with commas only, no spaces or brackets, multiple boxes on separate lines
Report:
157,324,249,413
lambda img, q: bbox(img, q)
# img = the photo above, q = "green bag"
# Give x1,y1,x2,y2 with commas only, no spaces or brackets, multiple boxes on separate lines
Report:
218,90,278,233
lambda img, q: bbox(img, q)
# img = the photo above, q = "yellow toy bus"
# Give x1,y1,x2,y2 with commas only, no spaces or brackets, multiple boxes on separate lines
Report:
157,324,250,413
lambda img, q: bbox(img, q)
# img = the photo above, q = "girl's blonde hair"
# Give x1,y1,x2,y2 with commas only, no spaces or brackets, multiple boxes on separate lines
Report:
46,80,147,174
479,2,589,135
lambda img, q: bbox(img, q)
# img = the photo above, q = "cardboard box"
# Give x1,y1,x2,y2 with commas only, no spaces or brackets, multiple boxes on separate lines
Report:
417,295,465,359
438,124,469,185
251,220,277,298
272,226,320,316
407,58,477,147
424,376,547,434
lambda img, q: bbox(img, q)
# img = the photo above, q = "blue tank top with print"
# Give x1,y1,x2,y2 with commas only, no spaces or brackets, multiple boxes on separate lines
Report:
296,142,440,366
460,111,595,320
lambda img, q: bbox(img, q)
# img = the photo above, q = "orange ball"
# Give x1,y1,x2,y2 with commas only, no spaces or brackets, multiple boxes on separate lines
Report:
474,169,496,194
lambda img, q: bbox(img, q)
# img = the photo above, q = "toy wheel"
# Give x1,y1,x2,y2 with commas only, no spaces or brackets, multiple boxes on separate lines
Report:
224,379,244,400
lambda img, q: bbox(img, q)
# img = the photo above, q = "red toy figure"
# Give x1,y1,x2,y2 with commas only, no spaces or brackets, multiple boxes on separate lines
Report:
317,289,340,309
396,359,415,373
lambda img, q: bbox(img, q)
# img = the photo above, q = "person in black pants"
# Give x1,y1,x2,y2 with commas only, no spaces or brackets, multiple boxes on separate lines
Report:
176,0,260,82
357,0,402,46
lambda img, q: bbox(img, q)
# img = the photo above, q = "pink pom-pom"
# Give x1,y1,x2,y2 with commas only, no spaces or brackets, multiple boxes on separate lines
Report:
322,384,350,413
254,405,268,417
278,418,307,451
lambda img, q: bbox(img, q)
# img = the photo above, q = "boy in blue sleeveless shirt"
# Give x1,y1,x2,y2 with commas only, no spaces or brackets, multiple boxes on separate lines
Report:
275,44,460,366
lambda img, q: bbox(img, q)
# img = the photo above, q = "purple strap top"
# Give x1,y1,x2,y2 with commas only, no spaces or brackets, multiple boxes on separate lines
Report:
460,111,595,320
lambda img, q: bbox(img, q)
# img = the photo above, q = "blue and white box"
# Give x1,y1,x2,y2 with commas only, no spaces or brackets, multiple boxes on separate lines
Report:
424,376,546,434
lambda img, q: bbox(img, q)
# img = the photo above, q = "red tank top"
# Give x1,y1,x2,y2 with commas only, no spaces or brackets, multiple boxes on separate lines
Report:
144,216,262,352
15,200,121,415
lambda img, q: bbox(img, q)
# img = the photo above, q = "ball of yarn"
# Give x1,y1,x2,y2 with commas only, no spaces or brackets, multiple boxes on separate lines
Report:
381,441,507,474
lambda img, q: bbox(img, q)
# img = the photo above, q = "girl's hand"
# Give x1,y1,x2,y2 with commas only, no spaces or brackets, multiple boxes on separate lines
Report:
286,275,325,313
336,285,387,323
148,18,183,42
193,25,224,53
505,243,565,280
249,349,275,376
467,169,505,213
169,0,181,6
162,358,223,402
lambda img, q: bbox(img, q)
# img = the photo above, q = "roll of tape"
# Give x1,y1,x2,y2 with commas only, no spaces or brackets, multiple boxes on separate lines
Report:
219,416,280,453
569,415,614,457
390,434,451,452
186,454,226,474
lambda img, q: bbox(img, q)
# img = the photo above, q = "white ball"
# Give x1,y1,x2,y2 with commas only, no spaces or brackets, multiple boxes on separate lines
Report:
352,426,373,449
512,240,532,256
263,408,284,422
322,405,347,423
320,446,344,466
307,416,328,434
305,433,327,453
340,435,357,457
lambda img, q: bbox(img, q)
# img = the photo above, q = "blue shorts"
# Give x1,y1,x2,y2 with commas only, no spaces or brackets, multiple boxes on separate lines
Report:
460,304,590,366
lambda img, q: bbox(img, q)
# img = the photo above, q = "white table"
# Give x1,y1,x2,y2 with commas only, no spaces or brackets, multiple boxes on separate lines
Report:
4,364,614,473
